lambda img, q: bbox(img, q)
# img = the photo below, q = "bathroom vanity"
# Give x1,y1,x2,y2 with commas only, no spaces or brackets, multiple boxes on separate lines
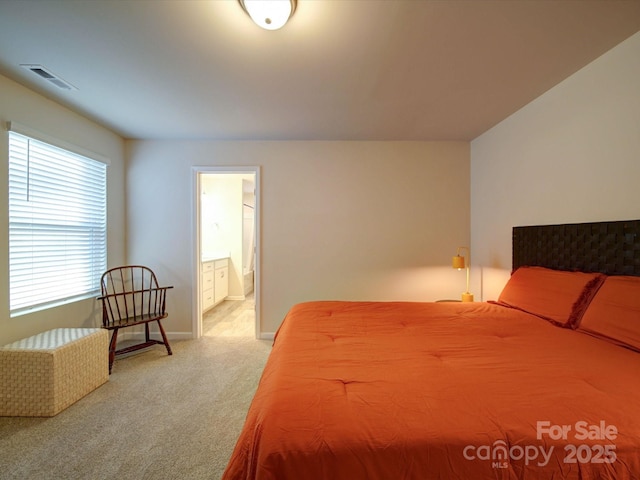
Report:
202,256,229,313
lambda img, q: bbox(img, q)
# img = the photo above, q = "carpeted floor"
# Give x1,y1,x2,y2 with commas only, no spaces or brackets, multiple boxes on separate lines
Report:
0,297,271,480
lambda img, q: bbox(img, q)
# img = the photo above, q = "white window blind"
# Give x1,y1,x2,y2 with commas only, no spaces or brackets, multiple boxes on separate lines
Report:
8,129,107,315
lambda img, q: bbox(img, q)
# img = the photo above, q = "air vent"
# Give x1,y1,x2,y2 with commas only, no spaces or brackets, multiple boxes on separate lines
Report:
20,64,77,90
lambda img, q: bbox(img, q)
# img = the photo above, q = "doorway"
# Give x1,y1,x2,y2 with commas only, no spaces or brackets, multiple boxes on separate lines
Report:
192,166,260,339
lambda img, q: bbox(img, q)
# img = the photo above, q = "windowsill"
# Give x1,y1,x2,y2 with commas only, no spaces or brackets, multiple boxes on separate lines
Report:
10,291,100,318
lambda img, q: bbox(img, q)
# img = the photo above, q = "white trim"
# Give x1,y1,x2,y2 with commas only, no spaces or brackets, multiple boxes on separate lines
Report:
259,332,275,341
192,169,202,339
6,120,110,165
191,166,261,340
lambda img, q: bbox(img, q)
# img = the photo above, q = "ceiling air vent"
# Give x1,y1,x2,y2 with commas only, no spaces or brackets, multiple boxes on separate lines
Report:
20,64,77,90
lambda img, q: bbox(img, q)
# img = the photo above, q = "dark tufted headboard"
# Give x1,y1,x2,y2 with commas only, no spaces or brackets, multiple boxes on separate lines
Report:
512,219,640,277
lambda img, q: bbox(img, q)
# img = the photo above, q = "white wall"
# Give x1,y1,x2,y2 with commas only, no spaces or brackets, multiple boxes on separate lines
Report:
471,32,640,300
0,74,126,345
126,140,470,336
201,174,244,297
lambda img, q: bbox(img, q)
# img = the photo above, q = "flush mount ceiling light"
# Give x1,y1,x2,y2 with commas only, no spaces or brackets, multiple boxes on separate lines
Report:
239,0,297,30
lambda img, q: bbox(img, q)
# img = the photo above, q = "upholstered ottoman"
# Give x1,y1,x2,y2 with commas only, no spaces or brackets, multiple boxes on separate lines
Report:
0,328,109,417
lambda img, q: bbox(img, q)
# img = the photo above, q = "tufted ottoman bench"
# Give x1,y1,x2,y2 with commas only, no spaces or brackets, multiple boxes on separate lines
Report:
0,328,109,417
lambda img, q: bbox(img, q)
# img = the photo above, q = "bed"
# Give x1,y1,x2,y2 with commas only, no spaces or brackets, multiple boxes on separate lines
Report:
223,220,640,480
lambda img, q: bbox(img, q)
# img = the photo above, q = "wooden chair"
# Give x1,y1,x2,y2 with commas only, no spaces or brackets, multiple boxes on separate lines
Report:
98,265,173,373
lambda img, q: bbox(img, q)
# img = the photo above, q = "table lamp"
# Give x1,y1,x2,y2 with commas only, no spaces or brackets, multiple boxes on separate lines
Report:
452,247,474,302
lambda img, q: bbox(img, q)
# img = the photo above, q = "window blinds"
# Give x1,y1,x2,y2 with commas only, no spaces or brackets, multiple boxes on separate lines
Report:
8,129,107,315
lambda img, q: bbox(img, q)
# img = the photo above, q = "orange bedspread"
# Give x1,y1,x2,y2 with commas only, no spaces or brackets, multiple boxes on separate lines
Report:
223,301,640,479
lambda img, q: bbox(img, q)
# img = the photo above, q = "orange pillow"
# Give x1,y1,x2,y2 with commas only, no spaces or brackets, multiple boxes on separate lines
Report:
497,266,604,327
578,276,640,351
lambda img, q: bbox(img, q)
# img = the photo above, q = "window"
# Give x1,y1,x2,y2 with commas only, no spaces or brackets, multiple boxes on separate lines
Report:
8,125,107,315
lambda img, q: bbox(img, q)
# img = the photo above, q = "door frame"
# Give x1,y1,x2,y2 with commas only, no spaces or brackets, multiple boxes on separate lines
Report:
192,165,261,339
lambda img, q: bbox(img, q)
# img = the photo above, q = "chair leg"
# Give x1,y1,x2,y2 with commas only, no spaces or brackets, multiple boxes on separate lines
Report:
108,329,119,374
156,320,172,356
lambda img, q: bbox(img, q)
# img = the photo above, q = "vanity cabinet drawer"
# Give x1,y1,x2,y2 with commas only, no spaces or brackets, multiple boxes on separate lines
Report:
202,271,214,290
203,261,215,273
202,289,214,310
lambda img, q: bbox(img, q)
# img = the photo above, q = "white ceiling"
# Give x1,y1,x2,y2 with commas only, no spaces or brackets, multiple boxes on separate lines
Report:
0,0,639,141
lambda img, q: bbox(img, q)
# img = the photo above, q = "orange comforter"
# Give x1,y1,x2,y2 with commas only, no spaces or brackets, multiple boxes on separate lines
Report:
223,301,640,479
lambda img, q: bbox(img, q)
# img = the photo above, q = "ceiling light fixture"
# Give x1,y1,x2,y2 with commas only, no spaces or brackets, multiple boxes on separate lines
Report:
239,0,297,30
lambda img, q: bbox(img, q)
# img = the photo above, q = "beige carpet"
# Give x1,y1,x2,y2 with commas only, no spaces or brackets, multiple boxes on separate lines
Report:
0,298,271,480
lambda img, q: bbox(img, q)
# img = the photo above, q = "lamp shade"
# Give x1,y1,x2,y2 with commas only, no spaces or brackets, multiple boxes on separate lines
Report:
452,255,465,269
240,0,296,30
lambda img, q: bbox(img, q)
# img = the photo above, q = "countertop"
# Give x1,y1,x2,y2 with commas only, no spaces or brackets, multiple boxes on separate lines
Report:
202,251,230,263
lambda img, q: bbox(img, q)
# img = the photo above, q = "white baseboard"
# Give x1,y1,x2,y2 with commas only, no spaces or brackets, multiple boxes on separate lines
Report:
259,332,275,341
